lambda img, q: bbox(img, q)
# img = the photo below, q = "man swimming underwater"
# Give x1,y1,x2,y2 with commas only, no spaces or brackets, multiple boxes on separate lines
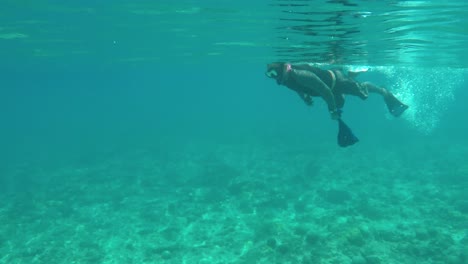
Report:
266,62,408,119
265,62,409,146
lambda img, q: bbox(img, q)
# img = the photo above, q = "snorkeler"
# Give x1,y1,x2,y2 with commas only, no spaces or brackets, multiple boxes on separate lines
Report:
265,62,409,146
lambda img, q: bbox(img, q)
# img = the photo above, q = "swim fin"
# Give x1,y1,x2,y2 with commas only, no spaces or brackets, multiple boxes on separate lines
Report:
384,93,409,117
337,119,359,147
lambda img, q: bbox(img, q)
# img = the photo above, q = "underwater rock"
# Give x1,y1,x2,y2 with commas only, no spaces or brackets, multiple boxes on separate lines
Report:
414,228,430,240
304,160,321,179
346,228,366,247
428,232,455,251
365,255,381,264
195,155,239,188
350,256,367,264
276,244,290,255
319,189,352,204
355,198,385,220
293,199,308,212
455,200,468,214
161,250,171,260
305,231,321,245
377,228,401,242
266,237,277,249
293,225,308,237
198,259,211,264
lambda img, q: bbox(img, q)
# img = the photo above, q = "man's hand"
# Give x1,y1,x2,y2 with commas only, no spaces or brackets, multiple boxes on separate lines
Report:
304,95,313,106
330,109,342,120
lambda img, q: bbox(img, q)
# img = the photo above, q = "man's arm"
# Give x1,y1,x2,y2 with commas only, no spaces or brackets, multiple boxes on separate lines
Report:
297,92,313,106
292,69,338,119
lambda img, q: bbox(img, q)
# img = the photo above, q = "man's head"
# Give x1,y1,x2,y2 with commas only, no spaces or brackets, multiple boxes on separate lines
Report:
265,62,285,84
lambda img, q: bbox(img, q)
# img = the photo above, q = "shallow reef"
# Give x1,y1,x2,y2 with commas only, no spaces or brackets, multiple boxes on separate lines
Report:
0,141,467,264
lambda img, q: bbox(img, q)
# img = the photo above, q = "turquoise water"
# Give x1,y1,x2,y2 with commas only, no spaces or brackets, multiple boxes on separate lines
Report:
1,1,468,263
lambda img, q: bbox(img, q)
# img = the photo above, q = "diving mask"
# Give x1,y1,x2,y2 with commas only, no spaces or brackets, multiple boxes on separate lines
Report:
265,69,278,78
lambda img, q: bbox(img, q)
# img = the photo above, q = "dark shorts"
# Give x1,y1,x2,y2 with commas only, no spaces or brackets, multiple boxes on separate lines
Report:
332,70,368,100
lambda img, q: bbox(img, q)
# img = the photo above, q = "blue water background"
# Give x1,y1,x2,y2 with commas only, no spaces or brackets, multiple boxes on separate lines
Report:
2,62,467,171
1,1,468,263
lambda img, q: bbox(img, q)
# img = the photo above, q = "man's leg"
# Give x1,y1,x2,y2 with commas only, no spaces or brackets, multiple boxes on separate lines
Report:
360,82,389,96
333,70,369,100
293,70,338,115
340,80,369,99
360,82,409,117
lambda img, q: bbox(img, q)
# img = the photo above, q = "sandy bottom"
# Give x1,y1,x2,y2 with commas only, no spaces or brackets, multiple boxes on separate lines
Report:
1,140,467,264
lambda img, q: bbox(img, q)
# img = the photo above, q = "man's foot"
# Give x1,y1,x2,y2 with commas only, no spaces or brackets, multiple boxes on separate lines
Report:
384,93,409,117
348,68,369,79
